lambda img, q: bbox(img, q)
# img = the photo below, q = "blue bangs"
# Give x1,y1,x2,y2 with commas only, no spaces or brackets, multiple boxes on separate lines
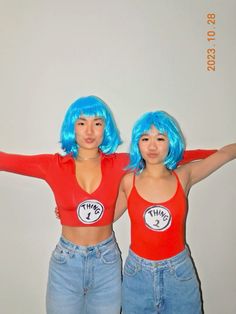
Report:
60,96,122,157
127,111,185,173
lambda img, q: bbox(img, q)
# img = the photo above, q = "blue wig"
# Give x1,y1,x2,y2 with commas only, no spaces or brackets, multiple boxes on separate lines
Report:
127,111,185,172
60,96,122,157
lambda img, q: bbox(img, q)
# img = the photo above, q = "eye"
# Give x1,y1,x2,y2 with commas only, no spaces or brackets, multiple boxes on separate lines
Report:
94,118,104,126
76,121,85,126
157,137,165,141
140,137,149,142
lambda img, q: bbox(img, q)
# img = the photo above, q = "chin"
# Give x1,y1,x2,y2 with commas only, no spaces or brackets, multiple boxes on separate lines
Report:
80,144,99,150
146,158,163,165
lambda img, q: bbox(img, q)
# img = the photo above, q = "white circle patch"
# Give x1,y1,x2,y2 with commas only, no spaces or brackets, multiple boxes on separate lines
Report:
77,200,104,224
144,205,172,231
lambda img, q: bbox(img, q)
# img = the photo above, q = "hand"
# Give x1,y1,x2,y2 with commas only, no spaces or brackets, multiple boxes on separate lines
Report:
54,206,60,219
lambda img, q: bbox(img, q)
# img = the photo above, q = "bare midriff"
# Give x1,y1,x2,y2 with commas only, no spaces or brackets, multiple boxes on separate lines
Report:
61,224,113,246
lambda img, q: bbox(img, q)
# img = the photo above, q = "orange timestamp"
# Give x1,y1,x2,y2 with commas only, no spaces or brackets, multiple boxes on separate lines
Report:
206,13,216,71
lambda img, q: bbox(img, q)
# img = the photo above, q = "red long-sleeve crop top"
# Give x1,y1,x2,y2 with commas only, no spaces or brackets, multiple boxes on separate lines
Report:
0,152,128,226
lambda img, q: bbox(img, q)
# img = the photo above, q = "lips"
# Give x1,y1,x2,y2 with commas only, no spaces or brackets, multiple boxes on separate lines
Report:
147,153,159,158
84,138,95,144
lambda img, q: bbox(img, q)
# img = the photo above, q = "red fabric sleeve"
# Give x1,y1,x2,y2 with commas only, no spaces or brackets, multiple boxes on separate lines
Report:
116,153,130,169
178,149,217,165
0,152,55,179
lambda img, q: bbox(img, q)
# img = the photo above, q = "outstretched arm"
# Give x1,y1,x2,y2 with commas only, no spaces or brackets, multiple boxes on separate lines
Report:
0,152,53,179
178,149,217,165
178,144,236,191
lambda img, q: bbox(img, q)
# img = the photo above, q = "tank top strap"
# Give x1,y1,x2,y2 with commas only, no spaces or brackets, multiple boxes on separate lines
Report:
171,170,186,195
171,170,180,186
132,173,136,187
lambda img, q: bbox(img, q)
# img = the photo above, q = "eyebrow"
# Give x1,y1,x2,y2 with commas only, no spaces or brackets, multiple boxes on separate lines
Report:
78,117,103,121
140,132,166,136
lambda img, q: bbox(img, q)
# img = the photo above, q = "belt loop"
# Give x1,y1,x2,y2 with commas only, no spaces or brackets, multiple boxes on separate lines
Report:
96,247,101,258
138,261,142,271
66,245,74,258
71,246,76,257
168,260,175,273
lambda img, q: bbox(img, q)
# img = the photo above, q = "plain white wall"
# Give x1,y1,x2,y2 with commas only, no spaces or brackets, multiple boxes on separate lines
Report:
0,1,235,313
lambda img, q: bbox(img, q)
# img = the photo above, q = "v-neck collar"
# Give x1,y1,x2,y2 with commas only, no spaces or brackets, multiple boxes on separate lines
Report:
73,152,104,196
61,151,115,196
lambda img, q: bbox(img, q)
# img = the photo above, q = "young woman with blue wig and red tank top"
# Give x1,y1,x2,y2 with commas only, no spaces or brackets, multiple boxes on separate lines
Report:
0,96,217,314
114,111,236,314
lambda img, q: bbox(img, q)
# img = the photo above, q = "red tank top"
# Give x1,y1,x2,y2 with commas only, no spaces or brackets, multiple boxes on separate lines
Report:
127,171,187,260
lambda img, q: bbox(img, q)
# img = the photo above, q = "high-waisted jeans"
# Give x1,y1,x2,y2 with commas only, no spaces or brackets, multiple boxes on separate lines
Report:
46,233,122,314
122,248,202,314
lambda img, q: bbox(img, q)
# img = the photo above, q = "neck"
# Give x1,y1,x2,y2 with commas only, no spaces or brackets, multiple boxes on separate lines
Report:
143,163,169,178
77,148,100,161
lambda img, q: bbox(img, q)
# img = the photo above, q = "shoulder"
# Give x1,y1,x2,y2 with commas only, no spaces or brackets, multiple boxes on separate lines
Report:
116,153,130,168
121,172,133,190
56,153,73,163
102,152,129,167
175,165,192,193
45,153,75,170
110,152,129,162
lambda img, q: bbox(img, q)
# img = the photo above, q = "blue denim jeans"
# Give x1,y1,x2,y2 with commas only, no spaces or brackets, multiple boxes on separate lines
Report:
46,233,122,314
122,248,202,314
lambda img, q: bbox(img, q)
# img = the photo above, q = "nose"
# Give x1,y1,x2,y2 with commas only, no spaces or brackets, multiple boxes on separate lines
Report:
85,123,94,135
148,139,157,151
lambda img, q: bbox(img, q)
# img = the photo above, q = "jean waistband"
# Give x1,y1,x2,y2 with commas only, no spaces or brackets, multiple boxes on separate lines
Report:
128,247,190,269
59,232,116,254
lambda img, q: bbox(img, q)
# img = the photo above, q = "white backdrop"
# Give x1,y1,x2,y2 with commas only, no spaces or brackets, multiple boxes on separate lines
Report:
0,1,235,313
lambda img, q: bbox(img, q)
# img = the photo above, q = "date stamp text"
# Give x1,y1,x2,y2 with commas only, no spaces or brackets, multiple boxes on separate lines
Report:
206,13,216,71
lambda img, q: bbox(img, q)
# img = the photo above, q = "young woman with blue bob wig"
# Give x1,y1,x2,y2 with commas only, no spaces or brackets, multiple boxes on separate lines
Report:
128,111,185,173
0,95,130,314
60,95,122,157
113,110,236,314
0,97,217,314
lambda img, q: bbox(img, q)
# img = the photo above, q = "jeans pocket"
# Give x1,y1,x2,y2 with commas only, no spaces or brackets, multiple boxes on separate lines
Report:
101,245,120,264
174,255,195,281
124,258,140,277
51,244,68,264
